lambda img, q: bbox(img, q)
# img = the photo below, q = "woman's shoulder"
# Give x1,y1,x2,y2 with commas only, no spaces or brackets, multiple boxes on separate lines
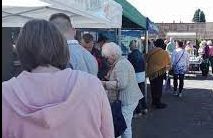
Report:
116,57,132,67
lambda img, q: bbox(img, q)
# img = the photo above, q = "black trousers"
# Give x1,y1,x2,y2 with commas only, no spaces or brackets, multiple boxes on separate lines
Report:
150,74,164,105
173,74,185,93
134,82,147,114
209,56,213,74
200,58,210,76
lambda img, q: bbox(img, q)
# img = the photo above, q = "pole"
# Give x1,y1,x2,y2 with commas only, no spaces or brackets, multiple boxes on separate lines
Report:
144,17,149,104
118,28,121,46
144,30,149,104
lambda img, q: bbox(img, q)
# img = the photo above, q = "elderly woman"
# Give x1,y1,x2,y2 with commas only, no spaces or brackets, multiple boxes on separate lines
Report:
102,42,143,138
2,20,114,138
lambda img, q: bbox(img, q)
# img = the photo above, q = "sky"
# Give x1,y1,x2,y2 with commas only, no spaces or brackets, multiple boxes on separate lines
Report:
127,0,213,23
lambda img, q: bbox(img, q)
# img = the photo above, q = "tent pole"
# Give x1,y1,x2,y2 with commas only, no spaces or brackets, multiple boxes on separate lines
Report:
117,28,121,46
144,30,149,104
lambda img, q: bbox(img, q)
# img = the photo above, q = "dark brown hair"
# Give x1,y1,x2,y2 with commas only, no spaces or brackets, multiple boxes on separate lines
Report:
16,19,69,71
154,39,166,50
97,34,108,43
82,33,93,43
177,40,184,48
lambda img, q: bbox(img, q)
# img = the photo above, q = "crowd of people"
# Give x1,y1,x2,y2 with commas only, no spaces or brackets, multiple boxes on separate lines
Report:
2,12,213,138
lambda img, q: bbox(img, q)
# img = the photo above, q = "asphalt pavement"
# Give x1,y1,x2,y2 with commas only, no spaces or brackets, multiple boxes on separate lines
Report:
132,72,213,138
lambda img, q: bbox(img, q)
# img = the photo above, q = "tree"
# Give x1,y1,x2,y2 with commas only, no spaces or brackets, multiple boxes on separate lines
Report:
192,9,206,22
199,11,206,22
193,9,200,22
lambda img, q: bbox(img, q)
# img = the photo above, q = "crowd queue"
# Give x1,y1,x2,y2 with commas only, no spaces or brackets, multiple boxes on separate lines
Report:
2,13,213,138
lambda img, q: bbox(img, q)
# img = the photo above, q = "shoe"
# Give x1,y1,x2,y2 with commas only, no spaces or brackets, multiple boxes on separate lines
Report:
178,93,183,97
141,109,148,114
155,103,167,109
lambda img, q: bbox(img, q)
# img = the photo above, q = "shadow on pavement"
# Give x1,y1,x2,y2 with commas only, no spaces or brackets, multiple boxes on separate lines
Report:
133,87,213,138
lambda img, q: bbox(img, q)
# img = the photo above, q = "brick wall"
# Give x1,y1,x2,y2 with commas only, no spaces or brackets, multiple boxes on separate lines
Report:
156,22,213,39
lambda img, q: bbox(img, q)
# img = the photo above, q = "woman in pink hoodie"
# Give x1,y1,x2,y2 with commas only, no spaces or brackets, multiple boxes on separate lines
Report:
2,19,114,138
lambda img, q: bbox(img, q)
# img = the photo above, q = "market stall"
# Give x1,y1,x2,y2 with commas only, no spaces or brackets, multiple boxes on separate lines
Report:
2,0,122,28
115,0,160,105
2,0,123,81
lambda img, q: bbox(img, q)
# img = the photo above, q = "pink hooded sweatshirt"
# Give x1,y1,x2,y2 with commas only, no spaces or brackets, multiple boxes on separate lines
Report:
2,66,114,138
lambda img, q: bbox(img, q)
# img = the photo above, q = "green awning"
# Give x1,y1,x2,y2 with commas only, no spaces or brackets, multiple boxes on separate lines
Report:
115,0,147,29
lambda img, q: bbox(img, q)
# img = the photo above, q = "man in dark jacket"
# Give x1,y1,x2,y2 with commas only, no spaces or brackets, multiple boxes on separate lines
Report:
95,34,110,80
128,40,148,115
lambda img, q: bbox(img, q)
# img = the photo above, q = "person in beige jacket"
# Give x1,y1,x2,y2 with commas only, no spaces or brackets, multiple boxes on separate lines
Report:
102,42,143,138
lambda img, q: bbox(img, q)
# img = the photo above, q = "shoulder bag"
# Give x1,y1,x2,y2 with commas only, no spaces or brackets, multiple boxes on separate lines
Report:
169,50,185,75
110,91,127,137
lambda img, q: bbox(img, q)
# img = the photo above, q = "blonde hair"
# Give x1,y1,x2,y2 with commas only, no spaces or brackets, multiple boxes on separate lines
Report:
102,42,122,58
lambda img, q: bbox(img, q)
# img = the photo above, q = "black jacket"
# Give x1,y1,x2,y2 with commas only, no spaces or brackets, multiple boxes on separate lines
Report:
128,49,145,73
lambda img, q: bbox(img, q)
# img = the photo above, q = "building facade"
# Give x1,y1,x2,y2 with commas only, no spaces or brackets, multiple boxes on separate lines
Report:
156,22,213,39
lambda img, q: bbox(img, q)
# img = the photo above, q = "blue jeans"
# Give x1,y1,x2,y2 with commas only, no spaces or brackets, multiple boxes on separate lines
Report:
121,101,139,138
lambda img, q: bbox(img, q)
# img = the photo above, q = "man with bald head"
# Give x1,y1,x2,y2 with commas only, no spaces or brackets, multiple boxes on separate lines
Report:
49,13,98,76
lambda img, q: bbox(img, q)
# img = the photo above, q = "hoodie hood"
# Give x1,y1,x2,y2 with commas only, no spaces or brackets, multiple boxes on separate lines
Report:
2,66,85,128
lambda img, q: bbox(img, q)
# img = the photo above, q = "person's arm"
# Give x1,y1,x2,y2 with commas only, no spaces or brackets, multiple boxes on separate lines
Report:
69,45,88,71
171,51,176,67
114,61,129,90
128,53,136,67
90,55,99,76
102,80,117,90
103,61,129,91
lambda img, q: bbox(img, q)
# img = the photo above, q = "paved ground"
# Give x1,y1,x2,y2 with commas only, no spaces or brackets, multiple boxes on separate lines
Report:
132,72,213,138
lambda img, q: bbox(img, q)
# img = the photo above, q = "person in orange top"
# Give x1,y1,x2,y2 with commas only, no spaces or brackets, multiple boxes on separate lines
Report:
146,39,171,109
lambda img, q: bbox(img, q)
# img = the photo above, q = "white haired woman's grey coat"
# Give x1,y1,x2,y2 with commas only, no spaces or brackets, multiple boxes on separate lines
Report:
103,56,143,138
104,57,143,105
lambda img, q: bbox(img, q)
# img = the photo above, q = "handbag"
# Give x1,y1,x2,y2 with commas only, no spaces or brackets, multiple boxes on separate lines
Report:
169,51,185,76
110,91,127,137
163,73,171,92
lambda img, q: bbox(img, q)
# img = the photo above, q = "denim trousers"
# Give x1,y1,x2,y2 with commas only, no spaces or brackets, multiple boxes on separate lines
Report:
120,101,139,138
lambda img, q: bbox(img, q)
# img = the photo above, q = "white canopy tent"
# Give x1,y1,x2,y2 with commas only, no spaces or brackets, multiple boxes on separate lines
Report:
2,0,122,28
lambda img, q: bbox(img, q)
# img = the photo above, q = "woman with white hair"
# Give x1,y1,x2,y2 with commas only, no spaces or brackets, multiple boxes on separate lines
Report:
101,42,143,138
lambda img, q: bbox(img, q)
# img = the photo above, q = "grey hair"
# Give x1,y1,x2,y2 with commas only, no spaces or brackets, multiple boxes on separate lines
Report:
102,42,122,58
